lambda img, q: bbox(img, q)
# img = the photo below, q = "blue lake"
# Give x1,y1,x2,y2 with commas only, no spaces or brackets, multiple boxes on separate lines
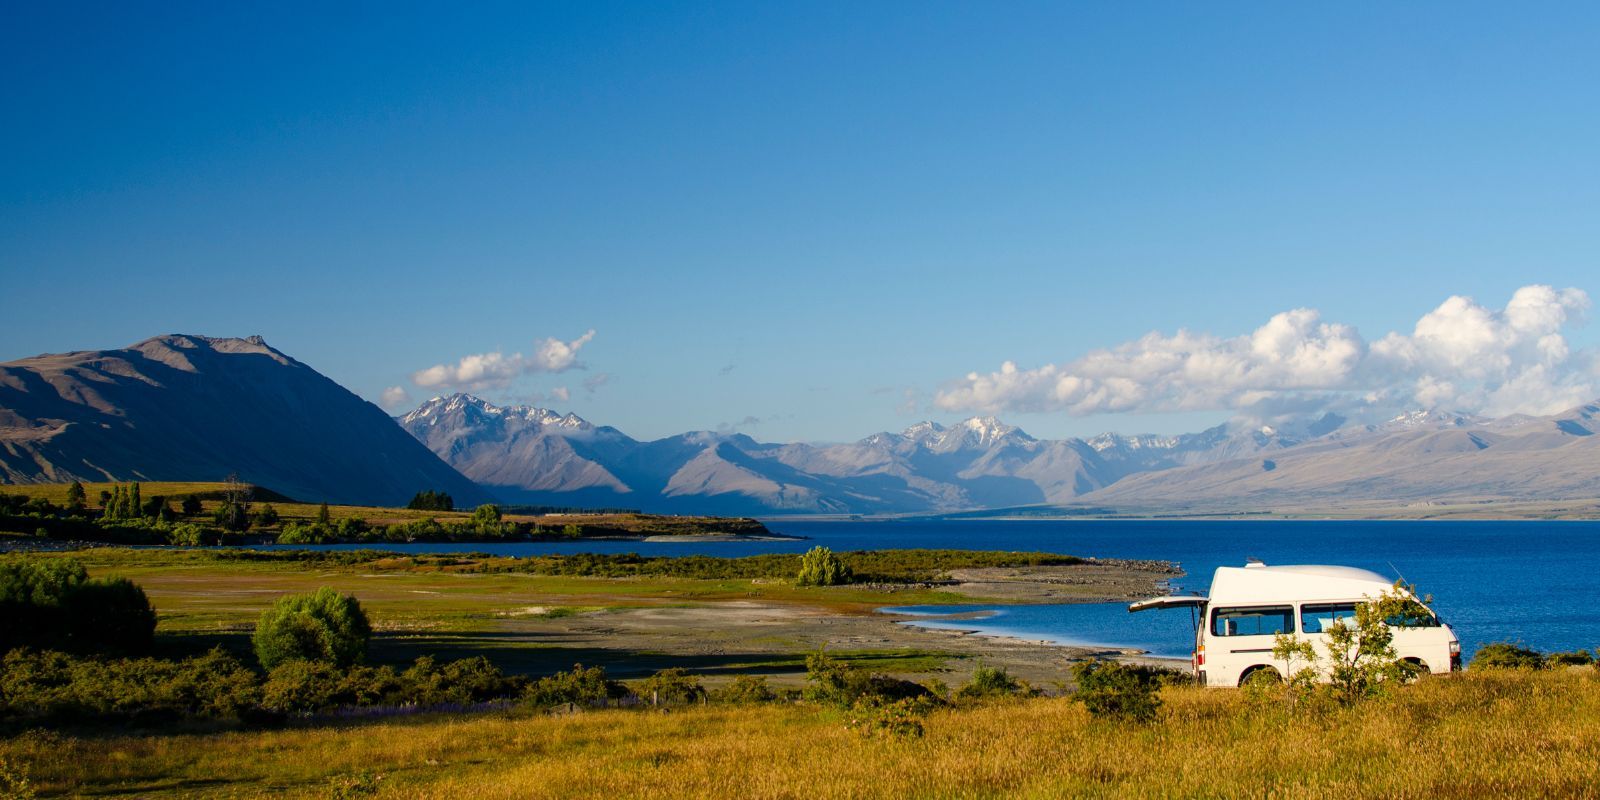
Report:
257,519,1600,659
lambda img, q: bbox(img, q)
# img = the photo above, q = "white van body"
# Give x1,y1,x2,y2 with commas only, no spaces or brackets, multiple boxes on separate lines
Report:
1130,561,1461,687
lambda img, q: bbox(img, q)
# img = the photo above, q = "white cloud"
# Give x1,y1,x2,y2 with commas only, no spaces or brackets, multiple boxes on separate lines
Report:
411,330,596,392
936,285,1593,421
379,385,412,410
548,386,571,404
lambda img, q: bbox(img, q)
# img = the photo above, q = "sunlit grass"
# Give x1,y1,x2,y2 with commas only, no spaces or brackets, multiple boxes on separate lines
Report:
5,670,1597,798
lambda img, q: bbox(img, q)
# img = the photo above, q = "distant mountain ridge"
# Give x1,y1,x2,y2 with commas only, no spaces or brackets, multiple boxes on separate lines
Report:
5,335,1597,516
0,335,489,506
398,393,1600,515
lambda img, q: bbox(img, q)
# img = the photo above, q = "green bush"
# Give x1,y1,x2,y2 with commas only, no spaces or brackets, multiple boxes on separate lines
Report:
796,546,851,586
252,587,371,670
524,664,627,708
0,557,155,655
1471,643,1545,670
803,650,935,709
400,655,523,706
0,648,260,722
1071,660,1164,722
714,675,776,704
955,664,1032,701
638,668,705,706
1544,650,1595,668
61,577,155,654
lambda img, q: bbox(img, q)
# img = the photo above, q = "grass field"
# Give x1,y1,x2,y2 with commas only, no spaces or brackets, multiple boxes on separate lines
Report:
62,548,973,680
4,670,1597,798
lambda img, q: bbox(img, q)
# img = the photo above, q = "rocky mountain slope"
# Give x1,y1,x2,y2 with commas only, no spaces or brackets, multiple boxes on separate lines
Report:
0,335,489,506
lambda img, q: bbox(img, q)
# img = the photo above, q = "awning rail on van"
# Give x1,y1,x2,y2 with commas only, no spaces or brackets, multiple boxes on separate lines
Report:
1128,595,1208,613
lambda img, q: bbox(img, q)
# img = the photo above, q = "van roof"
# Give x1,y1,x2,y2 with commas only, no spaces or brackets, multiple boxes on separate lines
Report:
1208,562,1398,605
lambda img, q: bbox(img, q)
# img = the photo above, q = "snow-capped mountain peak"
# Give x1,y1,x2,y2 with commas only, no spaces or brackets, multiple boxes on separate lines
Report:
398,393,592,431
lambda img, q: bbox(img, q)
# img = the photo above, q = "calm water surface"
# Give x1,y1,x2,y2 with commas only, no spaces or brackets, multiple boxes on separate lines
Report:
256,519,1600,659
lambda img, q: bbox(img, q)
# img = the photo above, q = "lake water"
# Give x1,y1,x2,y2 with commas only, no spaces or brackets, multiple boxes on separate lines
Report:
258,519,1600,659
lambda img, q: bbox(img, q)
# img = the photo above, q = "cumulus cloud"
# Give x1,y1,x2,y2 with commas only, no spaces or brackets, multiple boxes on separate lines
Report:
935,285,1593,421
379,385,412,410
411,330,596,392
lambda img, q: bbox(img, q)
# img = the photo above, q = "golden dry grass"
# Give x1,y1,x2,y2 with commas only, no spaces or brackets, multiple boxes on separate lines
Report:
5,670,1598,799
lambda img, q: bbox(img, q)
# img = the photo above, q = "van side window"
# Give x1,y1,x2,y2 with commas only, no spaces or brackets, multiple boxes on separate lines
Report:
1301,603,1358,633
1210,606,1293,637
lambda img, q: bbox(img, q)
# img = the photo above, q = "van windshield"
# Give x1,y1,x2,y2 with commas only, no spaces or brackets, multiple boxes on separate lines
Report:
1210,606,1293,637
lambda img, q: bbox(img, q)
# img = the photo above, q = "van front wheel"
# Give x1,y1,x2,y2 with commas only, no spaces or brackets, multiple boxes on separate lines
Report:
1239,666,1282,687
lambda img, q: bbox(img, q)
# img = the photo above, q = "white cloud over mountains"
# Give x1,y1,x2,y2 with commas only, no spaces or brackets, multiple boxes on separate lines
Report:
935,286,1594,421
412,330,596,392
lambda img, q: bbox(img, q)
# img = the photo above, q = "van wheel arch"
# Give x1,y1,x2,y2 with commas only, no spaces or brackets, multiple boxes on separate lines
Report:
1401,657,1431,676
1238,665,1282,687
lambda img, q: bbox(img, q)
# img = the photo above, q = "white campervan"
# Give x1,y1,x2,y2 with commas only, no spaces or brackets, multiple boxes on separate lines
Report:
1130,560,1461,687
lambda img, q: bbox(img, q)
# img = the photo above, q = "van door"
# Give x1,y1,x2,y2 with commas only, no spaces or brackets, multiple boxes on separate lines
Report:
1207,605,1295,686
1128,596,1209,679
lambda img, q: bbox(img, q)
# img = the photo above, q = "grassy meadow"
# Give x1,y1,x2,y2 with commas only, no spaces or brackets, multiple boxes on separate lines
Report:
57,548,973,680
3,669,1596,798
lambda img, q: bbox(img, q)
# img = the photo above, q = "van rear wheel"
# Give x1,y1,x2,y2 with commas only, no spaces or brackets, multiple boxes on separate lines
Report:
1239,666,1282,687
1401,658,1431,679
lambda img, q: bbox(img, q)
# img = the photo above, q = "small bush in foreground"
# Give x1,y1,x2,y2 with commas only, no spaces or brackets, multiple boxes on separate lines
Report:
252,587,371,670
0,648,260,723
1071,660,1164,722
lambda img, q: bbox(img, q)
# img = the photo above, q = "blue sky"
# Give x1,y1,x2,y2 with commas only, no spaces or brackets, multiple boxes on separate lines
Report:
4,2,1598,441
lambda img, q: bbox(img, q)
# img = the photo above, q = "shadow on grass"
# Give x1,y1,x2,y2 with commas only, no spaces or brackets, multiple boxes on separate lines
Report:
152,630,956,679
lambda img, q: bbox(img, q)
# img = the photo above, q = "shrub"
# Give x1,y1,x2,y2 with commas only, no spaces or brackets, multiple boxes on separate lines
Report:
1471,643,1545,670
803,650,935,709
0,648,260,722
400,656,523,706
0,557,155,655
180,495,203,516
252,587,371,670
796,546,851,586
524,664,627,708
1544,650,1594,668
1071,660,1163,722
252,504,280,528
165,523,219,546
277,522,335,545
955,664,1031,702
471,504,502,524
715,675,776,704
61,577,156,653
638,668,706,706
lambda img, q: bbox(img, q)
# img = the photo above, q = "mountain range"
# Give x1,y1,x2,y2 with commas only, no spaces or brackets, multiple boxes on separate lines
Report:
0,335,489,507
395,393,1600,515
3,335,1597,515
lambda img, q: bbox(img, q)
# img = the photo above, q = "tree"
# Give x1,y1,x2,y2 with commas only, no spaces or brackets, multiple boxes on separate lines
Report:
316,502,331,525
181,494,203,516
1271,582,1434,703
128,483,141,518
252,504,280,529
797,546,851,586
141,495,172,521
214,475,254,532
0,556,155,654
407,490,454,511
65,481,86,511
253,587,371,670
471,504,501,524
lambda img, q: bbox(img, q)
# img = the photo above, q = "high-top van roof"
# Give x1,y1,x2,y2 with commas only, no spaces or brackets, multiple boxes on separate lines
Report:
1209,563,1396,605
